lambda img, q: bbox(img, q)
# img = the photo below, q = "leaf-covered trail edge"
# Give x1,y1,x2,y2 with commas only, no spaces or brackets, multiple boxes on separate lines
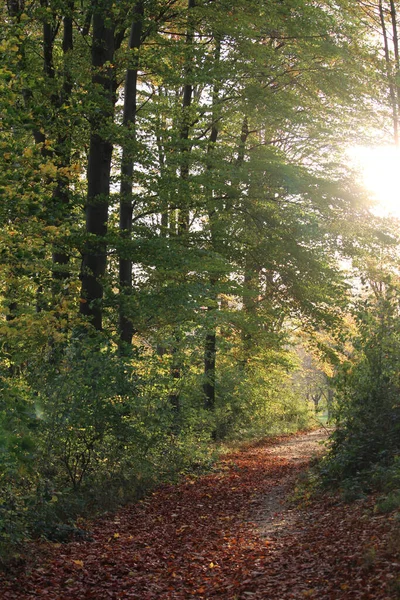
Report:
2,429,399,599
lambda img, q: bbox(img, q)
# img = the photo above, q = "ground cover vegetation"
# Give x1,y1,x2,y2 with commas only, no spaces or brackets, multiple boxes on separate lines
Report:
0,0,399,562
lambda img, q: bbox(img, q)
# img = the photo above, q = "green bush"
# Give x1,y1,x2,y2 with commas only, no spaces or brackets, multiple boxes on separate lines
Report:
375,491,400,514
321,283,400,488
0,331,215,553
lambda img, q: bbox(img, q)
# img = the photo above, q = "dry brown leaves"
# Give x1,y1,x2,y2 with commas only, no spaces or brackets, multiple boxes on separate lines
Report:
1,430,399,599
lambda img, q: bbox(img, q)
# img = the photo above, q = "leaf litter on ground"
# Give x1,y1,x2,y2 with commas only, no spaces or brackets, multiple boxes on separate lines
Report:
1,429,399,599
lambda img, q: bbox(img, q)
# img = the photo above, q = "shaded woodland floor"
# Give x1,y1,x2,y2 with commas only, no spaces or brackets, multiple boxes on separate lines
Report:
1,429,399,599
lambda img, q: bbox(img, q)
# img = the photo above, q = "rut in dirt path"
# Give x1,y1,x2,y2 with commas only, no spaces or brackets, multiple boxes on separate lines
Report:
1,428,398,599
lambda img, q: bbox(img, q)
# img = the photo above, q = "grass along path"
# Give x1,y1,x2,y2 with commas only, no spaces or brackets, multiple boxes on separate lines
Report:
1,429,399,599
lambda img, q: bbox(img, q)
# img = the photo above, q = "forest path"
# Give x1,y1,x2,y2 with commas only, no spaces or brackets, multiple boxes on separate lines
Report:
1,429,399,599
251,428,328,537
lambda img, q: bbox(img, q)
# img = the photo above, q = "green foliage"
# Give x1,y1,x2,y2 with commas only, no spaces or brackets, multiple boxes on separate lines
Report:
212,349,314,441
375,491,400,515
320,281,400,492
0,327,214,549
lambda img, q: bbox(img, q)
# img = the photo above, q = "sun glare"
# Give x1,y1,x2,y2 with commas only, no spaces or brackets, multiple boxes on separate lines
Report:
349,145,400,217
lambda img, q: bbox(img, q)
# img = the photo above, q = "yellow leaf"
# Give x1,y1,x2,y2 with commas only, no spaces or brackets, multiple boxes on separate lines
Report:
113,532,120,539
39,162,58,178
72,560,84,568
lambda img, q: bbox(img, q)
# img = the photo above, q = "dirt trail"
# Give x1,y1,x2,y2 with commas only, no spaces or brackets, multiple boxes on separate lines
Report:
252,428,329,537
1,428,398,599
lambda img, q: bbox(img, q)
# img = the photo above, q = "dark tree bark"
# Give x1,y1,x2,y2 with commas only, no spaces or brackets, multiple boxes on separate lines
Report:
169,0,196,415
203,135,220,410
235,116,258,369
35,0,58,312
52,3,74,289
241,261,260,366
203,327,216,410
379,0,399,144
203,36,221,412
156,90,170,237
177,0,195,235
118,1,144,348
79,2,116,330
156,97,170,358
389,0,400,144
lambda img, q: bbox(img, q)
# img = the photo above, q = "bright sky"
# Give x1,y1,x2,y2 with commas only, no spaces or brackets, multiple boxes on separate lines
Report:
348,145,400,217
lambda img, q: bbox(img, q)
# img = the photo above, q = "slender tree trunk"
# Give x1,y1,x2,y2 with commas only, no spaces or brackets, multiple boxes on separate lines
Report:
156,98,170,358
236,117,258,368
169,0,195,415
203,330,217,410
241,260,259,367
327,387,334,422
170,341,181,413
389,0,400,143
36,0,57,313
80,3,116,330
118,1,144,349
5,1,25,321
156,89,170,237
203,49,220,411
52,4,74,290
177,0,195,235
379,0,399,144
237,116,249,165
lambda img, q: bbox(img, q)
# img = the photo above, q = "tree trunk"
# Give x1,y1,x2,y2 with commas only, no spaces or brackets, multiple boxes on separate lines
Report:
169,0,195,413
241,260,259,367
52,4,74,290
379,0,399,144
389,0,400,144
176,0,195,235
79,3,116,331
203,58,220,410
203,328,216,410
118,1,144,349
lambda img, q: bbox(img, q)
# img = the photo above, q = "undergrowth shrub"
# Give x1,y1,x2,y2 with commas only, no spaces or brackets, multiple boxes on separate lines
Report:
213,352,314,441
0,330,215,558
320,283,400,501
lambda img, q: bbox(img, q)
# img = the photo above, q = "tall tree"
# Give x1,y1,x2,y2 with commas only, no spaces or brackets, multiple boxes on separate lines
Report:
118,0,144,348
79,0,117,330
